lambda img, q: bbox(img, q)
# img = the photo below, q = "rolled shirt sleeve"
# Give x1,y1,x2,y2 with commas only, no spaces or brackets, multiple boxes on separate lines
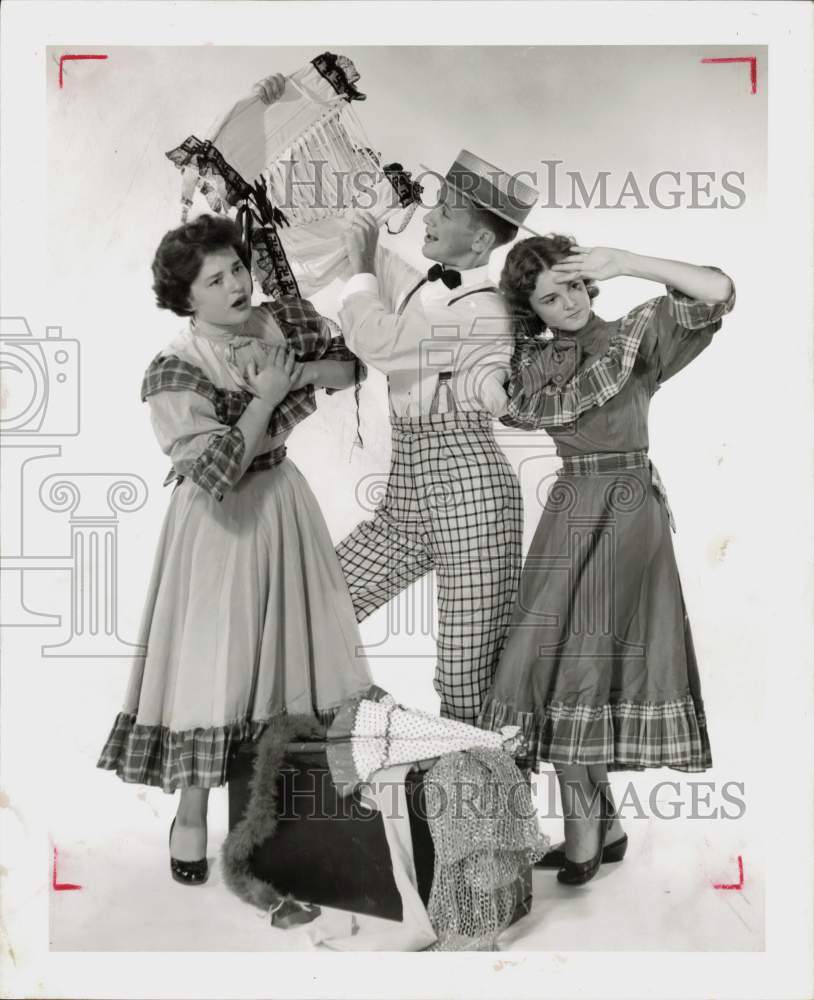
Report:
339,273,378,304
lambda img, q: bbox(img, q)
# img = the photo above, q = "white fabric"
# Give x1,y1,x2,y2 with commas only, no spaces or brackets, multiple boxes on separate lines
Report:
188,62,414,296
299,764,438,951
341,271,380,302
338,246,513,417
205,63,348,187
340,263,490,310
348,694,520,786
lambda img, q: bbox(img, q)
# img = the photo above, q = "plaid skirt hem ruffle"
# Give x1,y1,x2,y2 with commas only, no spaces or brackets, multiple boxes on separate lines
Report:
97,707,339,793
478,694,712,773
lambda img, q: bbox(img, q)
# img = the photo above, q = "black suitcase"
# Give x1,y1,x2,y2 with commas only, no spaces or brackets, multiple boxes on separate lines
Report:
227,742,532,925
227,742,435,920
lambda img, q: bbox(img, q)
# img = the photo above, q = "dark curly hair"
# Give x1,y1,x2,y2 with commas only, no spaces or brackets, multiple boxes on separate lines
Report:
499,233,599,338
151,214,251,316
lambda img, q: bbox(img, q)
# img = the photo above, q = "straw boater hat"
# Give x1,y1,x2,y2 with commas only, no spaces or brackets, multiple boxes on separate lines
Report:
422,148,540,233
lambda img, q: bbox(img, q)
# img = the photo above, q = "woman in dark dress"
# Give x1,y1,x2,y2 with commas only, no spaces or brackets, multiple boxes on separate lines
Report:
478,235,735,885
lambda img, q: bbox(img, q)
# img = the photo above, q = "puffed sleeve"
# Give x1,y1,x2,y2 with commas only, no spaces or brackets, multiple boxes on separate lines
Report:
260,296,334,361
258,297,368,403
142,355,246,501
149,391,245,501
638,269,736,387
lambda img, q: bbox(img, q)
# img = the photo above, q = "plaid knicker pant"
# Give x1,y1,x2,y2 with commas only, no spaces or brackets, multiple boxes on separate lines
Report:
336,410,523,724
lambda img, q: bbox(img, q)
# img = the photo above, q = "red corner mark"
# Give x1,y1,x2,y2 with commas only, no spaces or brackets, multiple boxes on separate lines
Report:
59,54,108,89
701,57,758,95
713,854,744,890
52,847,82,891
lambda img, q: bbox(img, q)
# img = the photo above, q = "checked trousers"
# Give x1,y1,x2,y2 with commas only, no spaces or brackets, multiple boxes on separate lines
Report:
336,411,523,725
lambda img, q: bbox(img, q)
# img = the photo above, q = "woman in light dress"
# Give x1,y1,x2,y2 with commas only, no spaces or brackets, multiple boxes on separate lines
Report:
98,214,372,885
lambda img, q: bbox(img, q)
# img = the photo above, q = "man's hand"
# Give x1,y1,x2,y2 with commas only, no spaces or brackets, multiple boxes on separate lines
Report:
343,209,380,276
252,73,287,106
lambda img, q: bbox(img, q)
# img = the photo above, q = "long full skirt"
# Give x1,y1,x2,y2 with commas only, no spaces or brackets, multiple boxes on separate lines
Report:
98,459,372,792
478,467,711,772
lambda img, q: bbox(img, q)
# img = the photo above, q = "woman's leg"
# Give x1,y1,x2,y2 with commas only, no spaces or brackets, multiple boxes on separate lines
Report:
556,764,623,863
587,763,625,844
556,764,605,864
170,787,210,861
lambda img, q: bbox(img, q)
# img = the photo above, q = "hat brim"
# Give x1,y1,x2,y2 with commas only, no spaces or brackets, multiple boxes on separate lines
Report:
419,164,542,237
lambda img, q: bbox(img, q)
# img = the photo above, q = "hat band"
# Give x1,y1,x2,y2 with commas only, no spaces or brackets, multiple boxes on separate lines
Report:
445,166,534,225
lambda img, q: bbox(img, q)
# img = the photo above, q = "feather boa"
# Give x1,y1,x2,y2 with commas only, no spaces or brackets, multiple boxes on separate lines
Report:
221,714,326,911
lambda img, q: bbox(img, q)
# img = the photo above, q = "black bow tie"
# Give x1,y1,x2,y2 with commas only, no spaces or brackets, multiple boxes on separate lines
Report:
427,263,462,290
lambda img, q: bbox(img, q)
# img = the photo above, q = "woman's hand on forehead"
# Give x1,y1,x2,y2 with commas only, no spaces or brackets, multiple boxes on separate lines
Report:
551,246,626,283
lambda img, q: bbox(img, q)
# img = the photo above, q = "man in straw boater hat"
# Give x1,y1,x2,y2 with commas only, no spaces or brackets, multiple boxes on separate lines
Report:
334,150,591,725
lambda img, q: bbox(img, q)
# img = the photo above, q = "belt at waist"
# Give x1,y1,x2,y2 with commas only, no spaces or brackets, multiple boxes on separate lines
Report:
163,444,288,490
390,411,494,435
557,450,676,532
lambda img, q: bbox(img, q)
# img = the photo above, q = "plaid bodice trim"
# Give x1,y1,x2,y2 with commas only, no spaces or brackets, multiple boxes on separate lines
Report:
502,300,654,430
141,353,318,440
502,276,735,432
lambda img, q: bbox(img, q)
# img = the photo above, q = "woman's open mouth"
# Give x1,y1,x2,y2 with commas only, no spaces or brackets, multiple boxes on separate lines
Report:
231,294,249,310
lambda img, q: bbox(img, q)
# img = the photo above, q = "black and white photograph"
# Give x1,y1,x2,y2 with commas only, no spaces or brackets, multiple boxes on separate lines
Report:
0,2,812,999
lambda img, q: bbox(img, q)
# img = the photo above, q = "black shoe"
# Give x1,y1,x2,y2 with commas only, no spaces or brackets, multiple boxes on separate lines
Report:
536,833,628,869
556,786,613,886
169,818,208,886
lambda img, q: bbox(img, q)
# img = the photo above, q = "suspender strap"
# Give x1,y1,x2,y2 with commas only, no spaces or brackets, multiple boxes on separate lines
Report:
397,281,500,316
396,278,428,317
385,375,399,417
428,372,458,415
446,285,499,306
391,282,500,414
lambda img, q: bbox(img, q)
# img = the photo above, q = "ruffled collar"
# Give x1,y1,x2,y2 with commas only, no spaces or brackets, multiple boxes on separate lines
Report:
189,315,249,343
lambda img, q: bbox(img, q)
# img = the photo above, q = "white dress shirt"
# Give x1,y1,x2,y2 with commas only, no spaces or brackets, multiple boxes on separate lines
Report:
338,247,513,418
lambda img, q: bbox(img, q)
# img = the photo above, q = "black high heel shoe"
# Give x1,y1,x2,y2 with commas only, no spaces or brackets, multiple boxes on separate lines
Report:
169,818,208,886
556,786,613,886
536,833,628,870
